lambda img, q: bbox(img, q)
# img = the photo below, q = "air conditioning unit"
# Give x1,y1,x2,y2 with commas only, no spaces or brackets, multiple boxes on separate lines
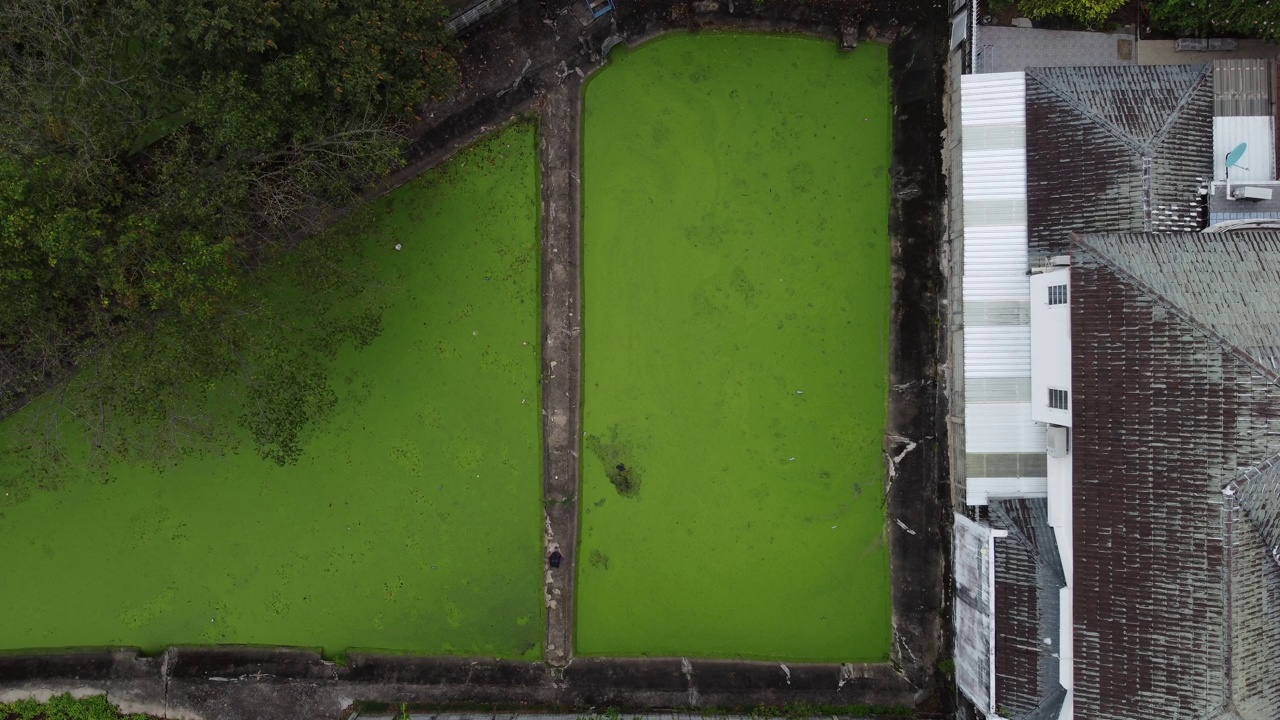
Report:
1234,186,1274,202
1046,425,1069,458
1050,255,1071,267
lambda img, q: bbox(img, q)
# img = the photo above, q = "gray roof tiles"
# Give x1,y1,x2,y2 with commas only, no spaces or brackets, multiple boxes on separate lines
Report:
1231,457,1280,569
1074,232,1280,378
989,499,1065,719
1028,65,1209,148
1225,498,1280,720
1069,231,1280,720
1026,66,1213,256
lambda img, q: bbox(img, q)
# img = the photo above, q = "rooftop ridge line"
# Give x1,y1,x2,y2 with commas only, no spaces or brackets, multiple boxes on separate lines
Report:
1070,232,1280,387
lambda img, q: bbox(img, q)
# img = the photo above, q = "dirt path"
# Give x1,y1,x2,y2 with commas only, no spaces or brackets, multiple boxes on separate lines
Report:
538,78,585,667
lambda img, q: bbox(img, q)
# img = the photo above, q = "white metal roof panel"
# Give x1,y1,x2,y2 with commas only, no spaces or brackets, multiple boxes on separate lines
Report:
954,513,996,712
964,227,1030,300
962,149,1027,199
961,72,1027,125
965,402,1046,453
960,70,1043,514
964,326,1031,377
966,477,1049,506
1213,115,1275,182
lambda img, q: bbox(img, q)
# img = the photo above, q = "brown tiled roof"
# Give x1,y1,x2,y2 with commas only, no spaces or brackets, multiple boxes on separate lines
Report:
990,499,1065,720
1025,66,1213,259
1070,231,1280,720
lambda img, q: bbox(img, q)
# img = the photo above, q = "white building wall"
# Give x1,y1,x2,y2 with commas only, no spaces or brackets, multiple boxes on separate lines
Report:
1030,268,1072,426
1035,268,1074,715
1049,451,1073,698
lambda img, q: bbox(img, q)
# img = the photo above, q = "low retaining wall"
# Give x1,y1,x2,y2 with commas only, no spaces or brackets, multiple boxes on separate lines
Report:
0,649,917,720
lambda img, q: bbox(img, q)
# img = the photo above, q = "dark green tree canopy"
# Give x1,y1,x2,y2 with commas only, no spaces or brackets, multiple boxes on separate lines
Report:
0,0,456,466
1149,0,1280,42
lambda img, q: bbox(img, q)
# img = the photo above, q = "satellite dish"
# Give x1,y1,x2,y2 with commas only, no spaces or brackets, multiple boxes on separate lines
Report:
1226,142,1248,168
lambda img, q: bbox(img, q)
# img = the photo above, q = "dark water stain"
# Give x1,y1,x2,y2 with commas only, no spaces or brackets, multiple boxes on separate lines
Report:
589,549,610,570
651,123,671,147
608,462,639,497
729,266,757,305
585,429,641,498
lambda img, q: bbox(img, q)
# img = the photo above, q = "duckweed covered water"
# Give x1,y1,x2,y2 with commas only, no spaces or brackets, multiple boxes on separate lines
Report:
0,123,544,657
578,35,892,662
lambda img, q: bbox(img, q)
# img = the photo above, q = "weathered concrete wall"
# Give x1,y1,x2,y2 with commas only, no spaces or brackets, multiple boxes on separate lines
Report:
0,649,921,720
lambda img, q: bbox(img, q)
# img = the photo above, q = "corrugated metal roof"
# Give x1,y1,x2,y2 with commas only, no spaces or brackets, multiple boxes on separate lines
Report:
963,227,1029,300
965,403,1043,453
960,72,1042,487
1068,231,1280,720
954,513,997,714
963,149,1028,200
1213,59,1274,117
966,477,1048,506
964,327,1031,378
1213,115,1276,182
962,72,1027,125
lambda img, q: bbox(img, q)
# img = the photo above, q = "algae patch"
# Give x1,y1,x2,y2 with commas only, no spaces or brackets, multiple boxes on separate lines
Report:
585,429,641,498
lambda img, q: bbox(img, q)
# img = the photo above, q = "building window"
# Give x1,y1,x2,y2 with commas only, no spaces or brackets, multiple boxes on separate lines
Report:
1049,388,1069,410
1048,284,1068,305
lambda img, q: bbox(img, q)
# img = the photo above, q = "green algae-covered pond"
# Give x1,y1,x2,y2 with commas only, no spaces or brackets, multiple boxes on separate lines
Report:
578,34,893,662
0,123,545,658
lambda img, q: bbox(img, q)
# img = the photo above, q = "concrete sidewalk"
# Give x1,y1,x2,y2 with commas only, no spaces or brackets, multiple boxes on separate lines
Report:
1137,38,1280,65
972,25,1280,74
973,26,1135,72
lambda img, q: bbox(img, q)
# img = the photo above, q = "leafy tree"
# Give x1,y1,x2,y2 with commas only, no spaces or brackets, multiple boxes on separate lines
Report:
1013,0,1126,25
1149,0,1280,42
0,0,456,467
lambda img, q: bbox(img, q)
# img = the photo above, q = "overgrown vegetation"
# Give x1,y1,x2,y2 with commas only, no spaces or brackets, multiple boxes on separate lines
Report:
0,0,457,467
0,693,158,720
988,0,1280,36
1008,0,1125,25
1150,0,1280,42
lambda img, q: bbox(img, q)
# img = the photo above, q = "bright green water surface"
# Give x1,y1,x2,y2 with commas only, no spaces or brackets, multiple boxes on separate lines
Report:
0,124,544,657
578,34,892,662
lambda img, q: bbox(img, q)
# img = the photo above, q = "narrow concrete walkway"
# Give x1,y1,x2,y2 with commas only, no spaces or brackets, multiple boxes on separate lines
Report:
974,26,1135,72
539,79,585,668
